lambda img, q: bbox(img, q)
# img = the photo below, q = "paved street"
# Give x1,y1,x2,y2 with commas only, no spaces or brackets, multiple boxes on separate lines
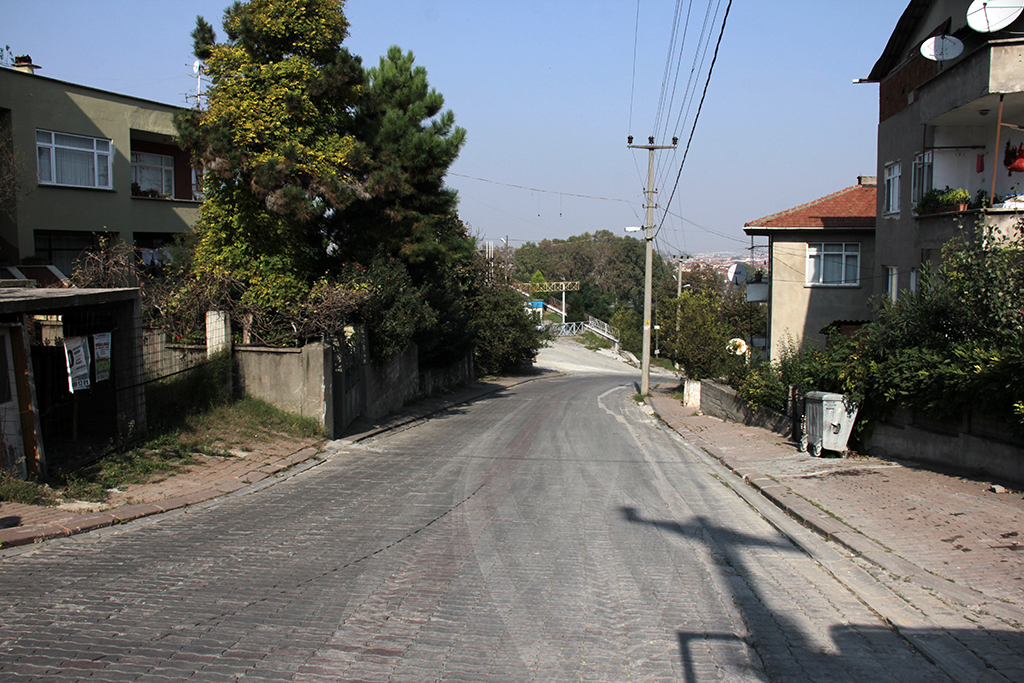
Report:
0,343,1014,681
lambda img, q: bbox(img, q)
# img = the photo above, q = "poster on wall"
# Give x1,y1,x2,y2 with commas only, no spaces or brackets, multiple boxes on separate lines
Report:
93,332,111,382
64,336,91,393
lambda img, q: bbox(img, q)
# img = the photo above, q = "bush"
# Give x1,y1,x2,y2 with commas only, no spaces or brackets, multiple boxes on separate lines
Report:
735,361,787,413
472,284,552,375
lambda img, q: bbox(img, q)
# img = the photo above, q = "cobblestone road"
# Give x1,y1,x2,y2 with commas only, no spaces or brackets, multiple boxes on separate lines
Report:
0,371,960,681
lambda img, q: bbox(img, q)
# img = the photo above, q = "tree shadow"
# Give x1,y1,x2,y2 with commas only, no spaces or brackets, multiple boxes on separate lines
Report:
620,506,1024,682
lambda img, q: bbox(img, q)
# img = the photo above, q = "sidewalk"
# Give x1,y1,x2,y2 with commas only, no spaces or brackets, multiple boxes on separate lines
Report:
646,383,1024,626
1,372,556,550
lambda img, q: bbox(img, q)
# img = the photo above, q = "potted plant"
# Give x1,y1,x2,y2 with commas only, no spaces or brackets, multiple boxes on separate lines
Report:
913,186,971,214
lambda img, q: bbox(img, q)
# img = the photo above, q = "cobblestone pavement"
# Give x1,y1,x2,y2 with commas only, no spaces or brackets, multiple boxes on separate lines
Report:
0,359,982,682
1,340,1021,681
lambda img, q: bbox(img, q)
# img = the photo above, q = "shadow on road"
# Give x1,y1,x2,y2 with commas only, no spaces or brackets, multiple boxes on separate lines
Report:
620,506,1023,682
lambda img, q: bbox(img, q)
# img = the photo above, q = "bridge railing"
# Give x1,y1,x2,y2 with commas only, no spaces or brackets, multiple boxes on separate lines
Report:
586,315,619,342
546,316,620,343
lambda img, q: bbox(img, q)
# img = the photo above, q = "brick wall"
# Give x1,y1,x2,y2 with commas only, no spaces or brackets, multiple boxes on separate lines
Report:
879,54,937,122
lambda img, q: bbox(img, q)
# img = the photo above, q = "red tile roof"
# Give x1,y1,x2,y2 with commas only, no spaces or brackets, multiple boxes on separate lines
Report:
744,184,877,229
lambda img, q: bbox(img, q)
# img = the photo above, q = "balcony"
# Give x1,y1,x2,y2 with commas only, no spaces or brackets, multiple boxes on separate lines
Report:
915,207,1021,254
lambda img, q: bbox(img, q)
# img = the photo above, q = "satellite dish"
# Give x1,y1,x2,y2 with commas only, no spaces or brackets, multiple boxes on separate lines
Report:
727,263,748,286
193,59,202,74
967,0,1024,33
921,35,964,61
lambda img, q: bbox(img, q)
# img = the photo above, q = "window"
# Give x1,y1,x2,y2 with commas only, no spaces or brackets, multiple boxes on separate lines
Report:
884,162,901,214
131,151,174,197
885,266,898,302
807,243,859,285
911,152,932,204
36,130,112,189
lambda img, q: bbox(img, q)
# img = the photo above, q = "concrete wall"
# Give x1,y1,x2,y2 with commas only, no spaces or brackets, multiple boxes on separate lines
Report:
227,338,474,438
363,345,420,421
362,344,476,421
864,409,1024,485
235,343,333,437
698,380,793,437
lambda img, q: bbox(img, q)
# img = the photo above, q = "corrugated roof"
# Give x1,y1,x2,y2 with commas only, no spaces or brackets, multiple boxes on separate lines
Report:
744,183,877,229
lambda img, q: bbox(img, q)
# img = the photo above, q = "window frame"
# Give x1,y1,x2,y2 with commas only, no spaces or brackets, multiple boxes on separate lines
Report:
884,162,901,214
131,151,175,197
806,242,860,286
911,151,932,205
36,129,113,190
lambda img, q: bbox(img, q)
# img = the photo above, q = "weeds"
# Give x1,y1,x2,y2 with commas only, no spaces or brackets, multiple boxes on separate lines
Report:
0,469,54,506
1,394,324,505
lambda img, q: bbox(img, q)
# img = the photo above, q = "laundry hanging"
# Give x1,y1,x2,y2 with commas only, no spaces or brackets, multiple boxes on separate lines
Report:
1008,142,1024,175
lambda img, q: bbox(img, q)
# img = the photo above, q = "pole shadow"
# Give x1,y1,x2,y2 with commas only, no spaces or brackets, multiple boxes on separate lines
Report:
620,505,1024,682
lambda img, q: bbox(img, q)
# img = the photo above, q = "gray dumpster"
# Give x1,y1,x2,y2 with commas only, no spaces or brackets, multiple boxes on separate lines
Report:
801,391,858,456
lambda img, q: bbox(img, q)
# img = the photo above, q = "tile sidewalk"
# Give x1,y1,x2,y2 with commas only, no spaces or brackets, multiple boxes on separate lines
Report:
645,383,1024,627
1,372,555,550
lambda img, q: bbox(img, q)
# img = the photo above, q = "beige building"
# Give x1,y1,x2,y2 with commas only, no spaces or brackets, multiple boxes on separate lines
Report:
1,58,198,276
744,178,877,362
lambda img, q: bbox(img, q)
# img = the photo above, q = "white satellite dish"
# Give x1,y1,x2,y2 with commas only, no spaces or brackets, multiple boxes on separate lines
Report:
921,35,964,61
727,263,748,286
193,59,202,74
967,0,1024,33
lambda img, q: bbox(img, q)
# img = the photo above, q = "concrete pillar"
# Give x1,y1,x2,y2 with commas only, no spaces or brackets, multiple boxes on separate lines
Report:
206,310,231,358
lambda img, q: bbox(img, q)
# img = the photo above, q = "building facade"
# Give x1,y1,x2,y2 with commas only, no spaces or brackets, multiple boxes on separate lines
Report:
1,60,198,275
744,178,877,362
864,0,1024,300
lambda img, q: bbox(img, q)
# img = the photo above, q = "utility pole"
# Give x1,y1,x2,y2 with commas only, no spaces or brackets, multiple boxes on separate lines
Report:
628,136,676,395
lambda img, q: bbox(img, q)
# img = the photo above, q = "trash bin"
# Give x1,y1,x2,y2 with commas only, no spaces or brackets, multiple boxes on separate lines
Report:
801,391,858,456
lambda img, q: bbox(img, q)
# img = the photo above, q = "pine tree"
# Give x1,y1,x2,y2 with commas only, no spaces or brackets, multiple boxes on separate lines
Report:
324,46,467,267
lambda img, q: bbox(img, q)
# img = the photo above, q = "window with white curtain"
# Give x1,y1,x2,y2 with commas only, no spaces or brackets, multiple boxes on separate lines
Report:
807,243,860,285
131,151,174,196
36,130,112,189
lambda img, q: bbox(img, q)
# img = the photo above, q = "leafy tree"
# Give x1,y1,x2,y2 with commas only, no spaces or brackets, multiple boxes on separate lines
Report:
472,282,550,375
174,0,365,311
609,307,642,356
658,289,732,380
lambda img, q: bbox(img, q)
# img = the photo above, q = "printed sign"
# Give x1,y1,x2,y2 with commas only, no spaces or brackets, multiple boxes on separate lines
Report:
64,336,91,393
93,332,111,382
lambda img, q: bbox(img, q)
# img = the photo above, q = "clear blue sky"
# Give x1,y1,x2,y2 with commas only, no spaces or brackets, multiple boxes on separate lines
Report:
6,0,907,256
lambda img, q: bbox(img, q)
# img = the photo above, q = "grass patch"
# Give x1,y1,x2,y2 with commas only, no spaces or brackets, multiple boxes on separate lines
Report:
0,469,55,506
60,441,197,502
50,395,323,504
581,331,612,350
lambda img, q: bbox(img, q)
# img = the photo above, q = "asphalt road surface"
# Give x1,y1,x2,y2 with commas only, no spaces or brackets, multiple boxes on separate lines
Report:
0,341,957,682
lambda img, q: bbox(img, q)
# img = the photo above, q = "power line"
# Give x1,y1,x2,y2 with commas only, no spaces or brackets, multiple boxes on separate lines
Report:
656,0,733,240
628,0,641,135
661,208,748,244
449,172,632,203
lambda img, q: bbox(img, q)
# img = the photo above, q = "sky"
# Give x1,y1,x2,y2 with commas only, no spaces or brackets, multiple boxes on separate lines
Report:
6,0,908,257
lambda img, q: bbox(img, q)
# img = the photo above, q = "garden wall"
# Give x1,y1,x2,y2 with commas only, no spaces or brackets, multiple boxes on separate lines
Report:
235,344,333,435
863,409,1024,485
699,380,794,437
